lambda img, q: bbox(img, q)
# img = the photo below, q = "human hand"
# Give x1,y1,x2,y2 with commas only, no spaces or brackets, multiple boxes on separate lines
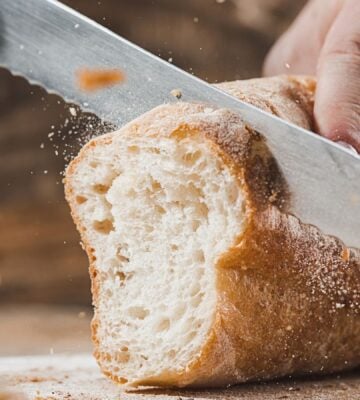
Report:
263,0,360,152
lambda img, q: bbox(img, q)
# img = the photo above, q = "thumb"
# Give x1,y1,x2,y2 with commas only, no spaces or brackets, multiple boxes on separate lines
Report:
263,0,344,76
315,0,360,152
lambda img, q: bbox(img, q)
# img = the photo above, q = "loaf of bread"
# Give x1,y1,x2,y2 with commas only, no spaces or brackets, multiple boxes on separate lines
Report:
64,76,360,388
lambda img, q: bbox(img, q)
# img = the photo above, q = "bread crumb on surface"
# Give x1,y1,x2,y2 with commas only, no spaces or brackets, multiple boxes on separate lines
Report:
0,392,27,400
69,107,77,117
77,68,124,91
33,397,56,400
170,88,182,99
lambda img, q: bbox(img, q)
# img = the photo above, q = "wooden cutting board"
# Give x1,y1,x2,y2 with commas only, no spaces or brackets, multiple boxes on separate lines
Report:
1,353,359,400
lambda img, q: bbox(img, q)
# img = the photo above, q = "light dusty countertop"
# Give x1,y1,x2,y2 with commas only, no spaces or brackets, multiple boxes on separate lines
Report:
1,305,359,400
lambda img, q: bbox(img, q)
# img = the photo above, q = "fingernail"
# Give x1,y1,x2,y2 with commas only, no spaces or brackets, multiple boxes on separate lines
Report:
336,140,359,155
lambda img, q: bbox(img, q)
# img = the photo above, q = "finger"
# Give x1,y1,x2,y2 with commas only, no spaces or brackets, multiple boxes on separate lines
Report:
315,0,360,151
263,0,344,76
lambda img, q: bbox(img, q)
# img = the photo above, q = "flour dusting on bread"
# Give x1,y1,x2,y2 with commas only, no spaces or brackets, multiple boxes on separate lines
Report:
65,76,360,388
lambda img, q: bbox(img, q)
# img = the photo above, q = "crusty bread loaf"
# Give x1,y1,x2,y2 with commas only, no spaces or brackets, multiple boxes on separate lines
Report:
64,76,360,388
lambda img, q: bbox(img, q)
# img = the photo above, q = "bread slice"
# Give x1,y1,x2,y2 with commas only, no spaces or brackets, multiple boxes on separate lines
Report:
64,76,360,388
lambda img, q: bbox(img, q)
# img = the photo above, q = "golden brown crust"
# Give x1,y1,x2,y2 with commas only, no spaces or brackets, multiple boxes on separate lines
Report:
217,75,316,130
64,135,116,381
180,209,360,387
64,75,360,388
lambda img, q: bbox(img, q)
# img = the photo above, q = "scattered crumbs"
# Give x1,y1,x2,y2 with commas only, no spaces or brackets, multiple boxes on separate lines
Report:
78,311,86,319
74,23,80,29
28,376,56,383
44,104,115,173
335,303,345,309
69,107,77,117
29,377,44,383
193,17,199,23
285,62,291,69
170,88,182,99
33,397,56,400
288,386,300,392
77,68,125,91
285,325,292,331
168,57,173,63
43,170,48,175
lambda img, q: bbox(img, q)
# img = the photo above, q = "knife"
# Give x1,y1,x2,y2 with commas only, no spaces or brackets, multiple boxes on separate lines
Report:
0,0,359,249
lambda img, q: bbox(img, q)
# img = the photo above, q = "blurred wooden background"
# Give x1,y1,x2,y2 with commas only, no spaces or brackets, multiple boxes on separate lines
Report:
0,0,306,308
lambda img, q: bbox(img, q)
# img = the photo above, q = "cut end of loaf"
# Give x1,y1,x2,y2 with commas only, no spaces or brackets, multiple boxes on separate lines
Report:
65,111,246,386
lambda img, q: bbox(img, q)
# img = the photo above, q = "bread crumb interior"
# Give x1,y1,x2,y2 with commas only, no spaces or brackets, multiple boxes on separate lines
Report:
70,131,245,382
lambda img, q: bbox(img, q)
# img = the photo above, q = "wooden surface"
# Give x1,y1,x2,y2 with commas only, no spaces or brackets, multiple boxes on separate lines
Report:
1,354,360,400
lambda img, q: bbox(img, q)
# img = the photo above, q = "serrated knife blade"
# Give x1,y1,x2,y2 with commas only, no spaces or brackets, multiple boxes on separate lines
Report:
0,0,359,248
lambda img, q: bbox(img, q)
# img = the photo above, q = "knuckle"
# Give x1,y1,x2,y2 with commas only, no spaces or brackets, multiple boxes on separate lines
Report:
315,98,360,139
322,33,360,59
